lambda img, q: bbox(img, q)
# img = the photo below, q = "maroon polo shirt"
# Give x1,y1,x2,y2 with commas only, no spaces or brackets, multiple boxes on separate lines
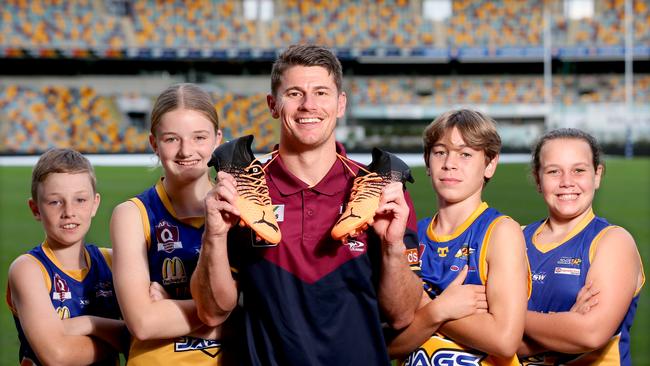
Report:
226,142,419,366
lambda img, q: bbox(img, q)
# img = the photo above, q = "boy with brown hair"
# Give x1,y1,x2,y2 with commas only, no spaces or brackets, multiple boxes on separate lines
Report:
7,148,125,365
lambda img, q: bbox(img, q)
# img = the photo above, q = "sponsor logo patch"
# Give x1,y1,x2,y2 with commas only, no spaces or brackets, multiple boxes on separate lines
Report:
437,246,449,257
557,256,582,265
345,239,366,253
52,273,72,302
405,248,420,265
156,220,183,253
274,204,284,222
56,306,70,319
554,267,581,276
454,244,475,259
532,272,547,282
162,257,187,285
95,281,114,298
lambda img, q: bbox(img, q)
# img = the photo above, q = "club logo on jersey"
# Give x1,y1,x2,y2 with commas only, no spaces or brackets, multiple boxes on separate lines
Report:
557,257,582,266
405,248,420,265
52,273,72,302
404,348,485,366
95,281,114,298
454,244,475,259
437,246,449,257
274,204,284,222
532,271,547,283
174,336,221,358
162,257,187,285
345,239,366,253
56,306,71,319
450,265,460,271
156,220,183,253
554,267,581,276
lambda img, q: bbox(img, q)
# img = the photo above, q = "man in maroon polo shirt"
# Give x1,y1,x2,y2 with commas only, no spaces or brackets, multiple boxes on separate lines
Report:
191,44,422,366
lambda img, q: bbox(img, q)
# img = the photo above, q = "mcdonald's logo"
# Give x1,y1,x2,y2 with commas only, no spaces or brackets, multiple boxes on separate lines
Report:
162,257,187,285
56,306,70,319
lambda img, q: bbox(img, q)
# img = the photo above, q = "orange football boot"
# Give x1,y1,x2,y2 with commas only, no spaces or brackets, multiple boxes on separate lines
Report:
331,148,414,241
209,135,281,244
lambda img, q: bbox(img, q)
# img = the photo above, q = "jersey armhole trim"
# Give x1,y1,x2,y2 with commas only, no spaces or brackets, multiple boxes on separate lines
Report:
479,215,508,284
129,197,151,250
99,247,113,269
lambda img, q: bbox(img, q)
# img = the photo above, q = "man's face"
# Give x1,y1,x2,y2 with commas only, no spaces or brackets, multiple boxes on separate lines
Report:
267,65,346,152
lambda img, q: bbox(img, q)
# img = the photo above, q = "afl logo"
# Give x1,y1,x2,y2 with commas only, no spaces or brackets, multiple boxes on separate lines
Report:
162,257,187,285
156,220,183,253
52,273,72,302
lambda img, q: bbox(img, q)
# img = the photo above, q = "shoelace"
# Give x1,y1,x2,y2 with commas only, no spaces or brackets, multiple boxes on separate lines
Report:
347,173,386,203
232,151,278,206
336,152,388,203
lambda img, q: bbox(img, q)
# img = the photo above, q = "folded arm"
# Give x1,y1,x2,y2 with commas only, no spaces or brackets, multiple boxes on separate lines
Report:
111,202,207,340
9,255,118,366
440,218,529,358
523,227,643,354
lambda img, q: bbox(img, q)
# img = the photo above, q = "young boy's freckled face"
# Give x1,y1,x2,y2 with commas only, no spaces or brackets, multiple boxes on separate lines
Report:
30,172,100,248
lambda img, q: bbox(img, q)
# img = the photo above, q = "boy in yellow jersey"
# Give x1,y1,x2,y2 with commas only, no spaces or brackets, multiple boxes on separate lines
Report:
7,148,126,366
388,109,530,366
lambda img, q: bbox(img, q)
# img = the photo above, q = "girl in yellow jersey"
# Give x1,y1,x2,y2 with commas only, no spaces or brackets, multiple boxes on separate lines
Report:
111,84,229,365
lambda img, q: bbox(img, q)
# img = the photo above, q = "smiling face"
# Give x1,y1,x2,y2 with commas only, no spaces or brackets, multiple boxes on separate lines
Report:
536,138,602,221
267,65,346,152
29,172,100,249
427,127,497,206
150,108,221,183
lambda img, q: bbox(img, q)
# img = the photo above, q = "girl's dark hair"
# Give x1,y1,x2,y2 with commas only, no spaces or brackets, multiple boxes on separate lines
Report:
531,128,604,183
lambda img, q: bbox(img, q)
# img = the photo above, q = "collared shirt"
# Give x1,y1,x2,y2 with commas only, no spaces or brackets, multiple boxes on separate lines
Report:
227,142,419,366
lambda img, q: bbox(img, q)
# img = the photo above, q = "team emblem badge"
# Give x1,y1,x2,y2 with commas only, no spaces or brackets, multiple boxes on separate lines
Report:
52,273,72,302
156,220,183,252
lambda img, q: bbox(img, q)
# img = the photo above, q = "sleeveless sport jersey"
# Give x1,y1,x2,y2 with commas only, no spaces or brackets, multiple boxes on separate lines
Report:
402,202,520,366
7,241,120,366
127,179,223,365
521,210,645,366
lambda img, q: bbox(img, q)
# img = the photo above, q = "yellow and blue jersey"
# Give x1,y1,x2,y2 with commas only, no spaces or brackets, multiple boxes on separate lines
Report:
7,241,120,366
127,179,223,365
522,210,645,366
402,202,520,366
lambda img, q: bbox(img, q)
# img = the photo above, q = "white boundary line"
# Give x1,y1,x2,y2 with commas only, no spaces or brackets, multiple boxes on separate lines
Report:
0,153,532,167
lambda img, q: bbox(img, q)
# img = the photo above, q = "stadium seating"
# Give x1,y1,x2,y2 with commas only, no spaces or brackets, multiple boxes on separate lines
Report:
349,75,650,107
2,75,648,153
0,84,276,153
1,0,648,49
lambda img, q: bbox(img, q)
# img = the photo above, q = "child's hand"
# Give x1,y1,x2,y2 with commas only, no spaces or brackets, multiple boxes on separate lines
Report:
570,281,600,314
433,265,487,321
149,281,170,302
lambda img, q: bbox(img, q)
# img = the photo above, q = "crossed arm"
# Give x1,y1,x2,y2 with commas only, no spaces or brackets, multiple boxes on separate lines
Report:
8,255,125,366
519,227,643,356
388,217,529,359
111,202,221,341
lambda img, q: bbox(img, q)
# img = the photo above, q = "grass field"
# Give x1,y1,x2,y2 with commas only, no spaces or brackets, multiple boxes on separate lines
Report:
1,159,648,365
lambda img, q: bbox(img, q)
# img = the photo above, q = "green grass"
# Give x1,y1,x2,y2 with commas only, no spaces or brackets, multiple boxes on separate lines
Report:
1,159,648,365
